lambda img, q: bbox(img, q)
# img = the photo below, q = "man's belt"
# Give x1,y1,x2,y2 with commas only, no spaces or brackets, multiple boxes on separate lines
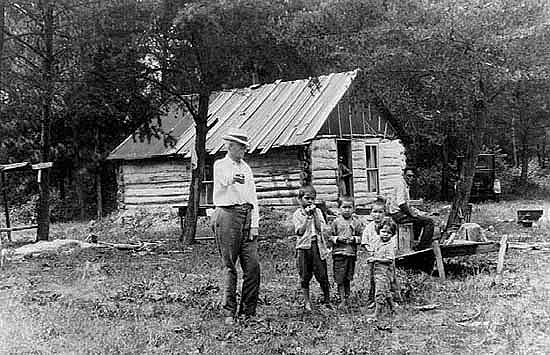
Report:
218,203,253,211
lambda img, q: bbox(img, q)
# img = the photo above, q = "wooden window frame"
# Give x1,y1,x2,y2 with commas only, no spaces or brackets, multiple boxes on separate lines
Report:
365,144,379,193
200,158,215,205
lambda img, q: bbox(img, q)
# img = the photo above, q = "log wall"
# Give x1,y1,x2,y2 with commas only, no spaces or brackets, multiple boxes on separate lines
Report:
120,159,191,208
305,137,407,208
115,140,406,211
352,138,406,206
310,138,339,208
117,147,304,209
351,140,370,206
378,139,407,202
248,147,303,207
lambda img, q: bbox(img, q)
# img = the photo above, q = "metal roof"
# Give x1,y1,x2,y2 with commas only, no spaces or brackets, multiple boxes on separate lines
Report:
107,104,195,160
108,70,358,160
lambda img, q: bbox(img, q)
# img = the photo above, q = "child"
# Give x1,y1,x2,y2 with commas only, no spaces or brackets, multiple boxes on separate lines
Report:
292,185,331,311
361,199,387,307
330,197,364,308
367,218,397,321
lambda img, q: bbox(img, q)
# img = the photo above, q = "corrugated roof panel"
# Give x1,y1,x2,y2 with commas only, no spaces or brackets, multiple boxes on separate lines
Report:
109,70,358,160
251,80,310,153
274,74,337,149
209,83,287,155
258,77,328,153
299,71,357,142
245,81,304,153
172,90,238,156
107,104,193,160
178,90,250,157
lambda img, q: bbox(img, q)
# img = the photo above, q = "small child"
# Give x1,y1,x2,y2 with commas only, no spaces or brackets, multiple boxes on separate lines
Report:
367,218,397,321
361,199,387,307
330,197,364,308
292,185,331,311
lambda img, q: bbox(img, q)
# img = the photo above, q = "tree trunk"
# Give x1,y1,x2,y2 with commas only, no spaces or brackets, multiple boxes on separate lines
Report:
520,138,529,185
446,99,486,230
74,158,85,220
182,92,210,244
542,132,547,169
95,128,102,219
440,136,450,201
537,131,546,169
72,120,85,219
0,0,5,63
37,1,54,241
511,116,518,167
96,171,102,219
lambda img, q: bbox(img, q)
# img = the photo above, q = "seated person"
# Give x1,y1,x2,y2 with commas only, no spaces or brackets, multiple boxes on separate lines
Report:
388,167,435,250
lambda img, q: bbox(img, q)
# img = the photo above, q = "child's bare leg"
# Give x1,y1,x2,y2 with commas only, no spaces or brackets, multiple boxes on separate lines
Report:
302,287,312,311
320,282,331,304
387,296,396,315
372,300,384,321
367,262,375,307
344,280,351,299
337,284,346,303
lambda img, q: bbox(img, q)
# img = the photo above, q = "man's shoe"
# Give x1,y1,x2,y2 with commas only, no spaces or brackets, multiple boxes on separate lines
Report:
224,316,235,326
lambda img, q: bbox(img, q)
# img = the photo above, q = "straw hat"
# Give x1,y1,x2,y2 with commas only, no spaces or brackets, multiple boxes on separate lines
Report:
222,127,249,147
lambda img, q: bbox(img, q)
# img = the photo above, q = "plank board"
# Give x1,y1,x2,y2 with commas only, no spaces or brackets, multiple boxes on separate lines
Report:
123,171,191,185
123,161,188,175
395,241,501,267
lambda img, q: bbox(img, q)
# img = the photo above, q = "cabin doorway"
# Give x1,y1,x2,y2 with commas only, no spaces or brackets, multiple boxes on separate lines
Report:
337,140,353,199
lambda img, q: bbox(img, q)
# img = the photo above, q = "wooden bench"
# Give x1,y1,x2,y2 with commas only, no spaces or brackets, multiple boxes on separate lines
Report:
1,161,53,242
172,204,215,241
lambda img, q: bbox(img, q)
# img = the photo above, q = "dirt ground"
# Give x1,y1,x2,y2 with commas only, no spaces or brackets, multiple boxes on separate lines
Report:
1,201,549,354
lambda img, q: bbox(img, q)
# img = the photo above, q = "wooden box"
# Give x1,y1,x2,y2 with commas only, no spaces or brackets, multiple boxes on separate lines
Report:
517,209,543,227
397,222,414,254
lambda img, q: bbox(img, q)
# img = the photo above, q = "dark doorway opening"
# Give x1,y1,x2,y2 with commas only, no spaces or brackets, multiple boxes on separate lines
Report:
337,140,353,199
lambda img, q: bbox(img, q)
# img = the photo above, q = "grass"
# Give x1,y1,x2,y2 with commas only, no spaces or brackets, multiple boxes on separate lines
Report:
1,201,550,354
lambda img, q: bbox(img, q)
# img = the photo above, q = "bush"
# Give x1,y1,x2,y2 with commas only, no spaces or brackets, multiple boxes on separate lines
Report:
414,166,444,201
259,206,294,239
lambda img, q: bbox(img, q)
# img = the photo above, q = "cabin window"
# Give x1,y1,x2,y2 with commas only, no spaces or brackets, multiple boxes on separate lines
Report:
200,159,214,205
365,145,379,193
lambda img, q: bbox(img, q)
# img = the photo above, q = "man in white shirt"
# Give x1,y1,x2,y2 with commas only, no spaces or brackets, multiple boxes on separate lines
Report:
212,127,260,325
388,167,434,250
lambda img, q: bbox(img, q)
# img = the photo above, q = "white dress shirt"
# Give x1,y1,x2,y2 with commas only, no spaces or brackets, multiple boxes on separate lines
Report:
213,155,259,228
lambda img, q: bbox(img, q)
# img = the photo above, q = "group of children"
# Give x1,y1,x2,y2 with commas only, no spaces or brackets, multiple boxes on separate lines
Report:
292,185,397,320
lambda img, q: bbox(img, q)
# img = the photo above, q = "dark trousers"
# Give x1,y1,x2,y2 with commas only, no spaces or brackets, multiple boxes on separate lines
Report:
391,212,435,250
332,254,356,285
296,242,330,294
214,206,260,317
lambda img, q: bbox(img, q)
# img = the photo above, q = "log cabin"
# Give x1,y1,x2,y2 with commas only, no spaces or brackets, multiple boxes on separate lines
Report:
107,70,407,210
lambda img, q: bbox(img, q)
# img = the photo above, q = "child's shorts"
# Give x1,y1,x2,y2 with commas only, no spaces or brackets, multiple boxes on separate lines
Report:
332,254,356,284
